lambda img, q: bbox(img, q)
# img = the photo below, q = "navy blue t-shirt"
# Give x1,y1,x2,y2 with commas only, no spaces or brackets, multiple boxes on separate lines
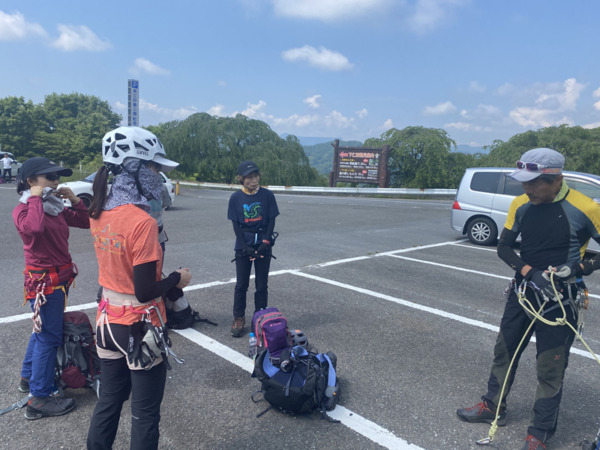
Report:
227,187,279,250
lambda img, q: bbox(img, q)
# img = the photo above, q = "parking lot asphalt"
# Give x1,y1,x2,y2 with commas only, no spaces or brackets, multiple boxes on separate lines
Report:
0,185,599,449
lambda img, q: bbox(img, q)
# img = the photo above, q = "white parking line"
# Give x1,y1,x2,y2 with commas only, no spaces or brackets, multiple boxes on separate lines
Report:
174,327,422,450
289,271,598,361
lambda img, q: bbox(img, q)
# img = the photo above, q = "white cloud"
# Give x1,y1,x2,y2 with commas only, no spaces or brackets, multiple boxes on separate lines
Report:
468,81,486,93
242,100,267,117
445,121,471,131
324,110,354,128
0,11,47,41
130,58,170,76
281,45,353,71
406,0,468,34
496,82,515,96
583,121,600,129
115,99,197,122
509,78,584,128
208,104,226,116
304,94,322,109
271,113,319,128
423,101,456,115
382,118,394,129
51,24,110,51
356,108,368,119
218,80,227,87
594,101,600,111
272,0,389,21
139,99,197,120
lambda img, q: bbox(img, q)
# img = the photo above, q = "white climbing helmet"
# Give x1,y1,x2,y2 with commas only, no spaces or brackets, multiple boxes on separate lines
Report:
102,126,178,172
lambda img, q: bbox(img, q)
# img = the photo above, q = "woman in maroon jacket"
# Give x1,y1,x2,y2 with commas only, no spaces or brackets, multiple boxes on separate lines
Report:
13,157,90,420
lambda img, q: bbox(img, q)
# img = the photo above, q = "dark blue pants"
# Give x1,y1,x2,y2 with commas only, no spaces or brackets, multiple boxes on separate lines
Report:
87,355,167,450
483,289,577,442
21,286,67,397
233,249,271,318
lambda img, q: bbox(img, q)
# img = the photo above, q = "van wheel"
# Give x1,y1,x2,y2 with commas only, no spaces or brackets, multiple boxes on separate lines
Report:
467,217,497,245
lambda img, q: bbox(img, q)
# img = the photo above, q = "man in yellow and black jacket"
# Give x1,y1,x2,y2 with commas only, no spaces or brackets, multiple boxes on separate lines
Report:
457,148,600,450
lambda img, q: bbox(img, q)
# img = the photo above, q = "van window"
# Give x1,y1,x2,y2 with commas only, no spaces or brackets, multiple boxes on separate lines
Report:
567,179,600,200
470,172,501,193
502,176,525,196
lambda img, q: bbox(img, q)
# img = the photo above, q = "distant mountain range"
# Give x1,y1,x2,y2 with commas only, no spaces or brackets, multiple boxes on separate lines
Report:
455,144,487,154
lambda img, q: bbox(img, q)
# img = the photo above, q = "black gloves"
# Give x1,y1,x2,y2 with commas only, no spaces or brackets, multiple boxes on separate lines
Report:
526,269,560,301
579,258,596,276
127,322,156,369
242,246,256,259
551,262,581,280
256,240,271,256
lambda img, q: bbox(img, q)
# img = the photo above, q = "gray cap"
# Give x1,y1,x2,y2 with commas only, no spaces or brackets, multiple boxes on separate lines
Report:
509,148,564,182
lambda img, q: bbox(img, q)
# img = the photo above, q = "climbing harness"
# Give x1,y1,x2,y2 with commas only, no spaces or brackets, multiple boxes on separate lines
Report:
476,268,600,446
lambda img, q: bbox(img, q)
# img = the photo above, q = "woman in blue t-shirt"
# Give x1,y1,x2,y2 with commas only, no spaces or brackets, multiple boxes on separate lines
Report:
227,160,279,337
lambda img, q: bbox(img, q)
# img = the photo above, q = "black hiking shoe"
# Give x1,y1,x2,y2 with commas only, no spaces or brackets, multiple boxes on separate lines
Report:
456,400,506,426
18,377,30,393
231,317,245,338
24,396,75,420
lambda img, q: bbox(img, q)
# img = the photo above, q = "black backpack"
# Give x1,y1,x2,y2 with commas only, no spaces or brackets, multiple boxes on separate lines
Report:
56,311,101,395
164,290,217,329
252,346,340,419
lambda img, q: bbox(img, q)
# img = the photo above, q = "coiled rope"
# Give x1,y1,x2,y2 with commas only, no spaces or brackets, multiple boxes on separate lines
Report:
31,283,47,334
477,268,600,445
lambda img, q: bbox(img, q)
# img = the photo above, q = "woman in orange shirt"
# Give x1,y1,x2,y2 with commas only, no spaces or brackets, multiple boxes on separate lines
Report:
86,127,190,450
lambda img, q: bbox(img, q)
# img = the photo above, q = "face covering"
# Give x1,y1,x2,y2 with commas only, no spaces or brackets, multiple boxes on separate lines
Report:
19,187,65,216
104,160,163,212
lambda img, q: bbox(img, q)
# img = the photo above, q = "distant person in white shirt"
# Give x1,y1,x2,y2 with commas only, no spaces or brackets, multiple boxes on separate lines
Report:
2,153,14,183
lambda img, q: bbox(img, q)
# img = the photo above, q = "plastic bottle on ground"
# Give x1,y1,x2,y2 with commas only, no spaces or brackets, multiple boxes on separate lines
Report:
248,332,257,359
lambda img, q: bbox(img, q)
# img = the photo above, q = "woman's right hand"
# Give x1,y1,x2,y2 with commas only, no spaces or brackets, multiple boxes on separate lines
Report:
30,186,44,197
176,268,192,289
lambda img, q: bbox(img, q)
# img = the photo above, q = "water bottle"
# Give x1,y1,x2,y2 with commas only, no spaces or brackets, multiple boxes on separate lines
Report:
248,332,257,359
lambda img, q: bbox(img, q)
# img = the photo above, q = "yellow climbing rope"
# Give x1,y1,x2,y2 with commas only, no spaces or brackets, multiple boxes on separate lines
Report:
477,268,600,446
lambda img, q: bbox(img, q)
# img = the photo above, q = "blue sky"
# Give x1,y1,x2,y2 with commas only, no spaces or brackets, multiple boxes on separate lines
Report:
2,0,600,147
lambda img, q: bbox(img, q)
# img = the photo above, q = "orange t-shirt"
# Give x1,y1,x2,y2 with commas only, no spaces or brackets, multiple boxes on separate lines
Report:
91,204,165,326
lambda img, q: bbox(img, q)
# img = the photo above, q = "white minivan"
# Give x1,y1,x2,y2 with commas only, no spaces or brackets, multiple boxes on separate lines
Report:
451,167,600,245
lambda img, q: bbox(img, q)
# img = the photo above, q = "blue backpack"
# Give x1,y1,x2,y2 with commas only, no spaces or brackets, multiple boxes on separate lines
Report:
252,346,340,420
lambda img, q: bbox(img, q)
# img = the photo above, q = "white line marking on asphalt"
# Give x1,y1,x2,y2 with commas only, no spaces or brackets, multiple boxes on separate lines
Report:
450,243,498,252
289,271,598,361
174,327,421,450
388,254,512,280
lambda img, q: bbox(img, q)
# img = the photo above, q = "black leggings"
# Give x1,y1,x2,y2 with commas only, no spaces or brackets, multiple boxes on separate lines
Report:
233,249,271,318
87,324,167,450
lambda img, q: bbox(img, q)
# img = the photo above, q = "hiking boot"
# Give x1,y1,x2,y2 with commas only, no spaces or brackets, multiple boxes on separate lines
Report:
231,317,245,338
18,377,30,393
24,396,75,420
456,400,506,426
521,435,546,450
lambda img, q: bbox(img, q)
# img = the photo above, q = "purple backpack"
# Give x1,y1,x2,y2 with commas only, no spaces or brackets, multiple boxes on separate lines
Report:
252,307,292,364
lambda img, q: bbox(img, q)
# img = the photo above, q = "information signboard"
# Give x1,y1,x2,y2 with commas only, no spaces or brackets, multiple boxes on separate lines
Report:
330,140,390,187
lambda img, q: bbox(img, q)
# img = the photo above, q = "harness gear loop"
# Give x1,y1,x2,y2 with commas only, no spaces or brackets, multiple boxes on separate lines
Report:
32,283,48,334
477,269,600,446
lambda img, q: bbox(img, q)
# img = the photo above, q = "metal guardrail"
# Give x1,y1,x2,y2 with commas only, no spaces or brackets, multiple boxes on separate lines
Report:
176,181,457,197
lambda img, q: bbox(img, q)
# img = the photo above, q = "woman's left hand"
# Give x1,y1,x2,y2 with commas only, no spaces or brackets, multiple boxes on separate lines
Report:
56,187,80,205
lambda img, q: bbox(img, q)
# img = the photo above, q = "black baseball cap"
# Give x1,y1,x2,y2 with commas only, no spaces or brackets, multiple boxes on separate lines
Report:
20,157,73,182
237,160,260,177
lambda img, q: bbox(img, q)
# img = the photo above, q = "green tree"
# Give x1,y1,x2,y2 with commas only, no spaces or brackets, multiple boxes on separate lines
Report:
365,126,458,188
0,96,40,157
149,113,325,186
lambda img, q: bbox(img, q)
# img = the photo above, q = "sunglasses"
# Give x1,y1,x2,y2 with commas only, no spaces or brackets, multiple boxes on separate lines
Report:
515,161,562,174
43,173,61,181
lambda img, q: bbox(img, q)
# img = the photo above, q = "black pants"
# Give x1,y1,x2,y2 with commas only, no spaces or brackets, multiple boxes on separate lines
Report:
2,168,11,183
233,249,271,318
483,288,577,442
87,325,167,450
